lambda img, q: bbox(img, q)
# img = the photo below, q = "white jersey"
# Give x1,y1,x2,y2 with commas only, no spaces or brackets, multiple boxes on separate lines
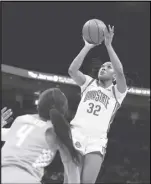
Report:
2,115,80,183
71,75,127,143
2,115,57,182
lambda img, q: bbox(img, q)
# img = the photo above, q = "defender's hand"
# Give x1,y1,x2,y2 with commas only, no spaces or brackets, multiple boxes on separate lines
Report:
1,107,13,127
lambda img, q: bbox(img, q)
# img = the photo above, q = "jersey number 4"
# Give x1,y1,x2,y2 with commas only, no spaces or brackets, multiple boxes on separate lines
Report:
87,103,101,116
16,125,34,147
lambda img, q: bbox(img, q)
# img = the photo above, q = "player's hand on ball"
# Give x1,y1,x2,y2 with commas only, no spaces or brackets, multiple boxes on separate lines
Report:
104,25,114,47
1,107,13,127
83,37,95,49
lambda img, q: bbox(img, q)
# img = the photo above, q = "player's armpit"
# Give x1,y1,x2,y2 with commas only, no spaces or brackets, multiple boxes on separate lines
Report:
80,75,93,93
68,70,86,86
115,72,127,93
45,128,58,150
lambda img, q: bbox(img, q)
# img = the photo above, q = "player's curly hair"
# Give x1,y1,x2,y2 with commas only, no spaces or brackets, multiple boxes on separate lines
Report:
37,88,80,165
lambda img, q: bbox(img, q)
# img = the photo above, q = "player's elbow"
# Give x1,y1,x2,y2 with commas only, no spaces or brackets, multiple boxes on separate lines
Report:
68,67,75,77
68,68,80,81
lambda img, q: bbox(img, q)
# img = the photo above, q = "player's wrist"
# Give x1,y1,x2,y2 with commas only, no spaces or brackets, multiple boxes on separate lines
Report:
84,43,95,50
105,43,112,49
1,119,7,128
84,44,92,50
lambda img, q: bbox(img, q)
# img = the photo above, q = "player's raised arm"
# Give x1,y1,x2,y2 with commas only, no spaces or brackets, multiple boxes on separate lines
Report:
104,25,127,93
68,39,95,86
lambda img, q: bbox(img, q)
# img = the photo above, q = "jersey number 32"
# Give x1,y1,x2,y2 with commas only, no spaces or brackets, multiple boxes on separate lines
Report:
87,103,101,116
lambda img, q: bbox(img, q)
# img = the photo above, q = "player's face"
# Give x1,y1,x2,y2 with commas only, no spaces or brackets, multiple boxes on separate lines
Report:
98,62,115,81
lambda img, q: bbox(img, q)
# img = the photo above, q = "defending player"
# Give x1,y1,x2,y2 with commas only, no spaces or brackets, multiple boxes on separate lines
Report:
1,88,80,184
68,25,128,183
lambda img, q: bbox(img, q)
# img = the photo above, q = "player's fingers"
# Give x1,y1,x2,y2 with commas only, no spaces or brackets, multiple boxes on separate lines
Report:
109,25,114,34
3,109,12,120
4,113,13,121
3,109,12,117
1,107,7,114
112,26,114,33
108,25,112,32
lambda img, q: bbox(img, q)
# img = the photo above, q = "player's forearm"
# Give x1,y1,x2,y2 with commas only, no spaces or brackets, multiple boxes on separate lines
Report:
68,45,91,73
106,44,124,74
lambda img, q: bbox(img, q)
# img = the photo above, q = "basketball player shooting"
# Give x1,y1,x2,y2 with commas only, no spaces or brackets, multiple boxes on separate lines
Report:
68,25,128,183
1,88,80,184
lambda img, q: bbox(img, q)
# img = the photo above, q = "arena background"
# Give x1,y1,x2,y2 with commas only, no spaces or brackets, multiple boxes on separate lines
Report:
1,2,150,183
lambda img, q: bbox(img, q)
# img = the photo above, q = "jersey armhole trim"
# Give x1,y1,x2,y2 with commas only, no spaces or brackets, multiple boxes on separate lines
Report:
112,85,120,106
81,78,95,96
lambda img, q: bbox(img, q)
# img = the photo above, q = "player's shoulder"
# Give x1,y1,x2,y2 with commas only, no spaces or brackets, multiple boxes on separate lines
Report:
9,115,29,128
112,84,128,104
84,74,93,80
84,75,95,84
81,75,95,89
16,114,35,122
13,114,28,122
13,114,38,124
114,84,128,96
30,115,53,128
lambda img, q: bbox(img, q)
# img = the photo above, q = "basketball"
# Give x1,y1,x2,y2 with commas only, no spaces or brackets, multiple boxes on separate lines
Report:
82,19,106,45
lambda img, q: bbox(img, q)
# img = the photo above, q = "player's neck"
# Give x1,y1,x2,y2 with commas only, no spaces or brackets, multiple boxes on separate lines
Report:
33,114,47,122
98,79,113,88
